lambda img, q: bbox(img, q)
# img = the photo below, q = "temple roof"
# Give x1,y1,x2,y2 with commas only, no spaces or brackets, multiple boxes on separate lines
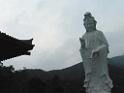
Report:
0,31,35,61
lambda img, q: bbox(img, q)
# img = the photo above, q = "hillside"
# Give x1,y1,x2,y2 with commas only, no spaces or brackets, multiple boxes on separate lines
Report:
0,55,124,93
109,55,124,69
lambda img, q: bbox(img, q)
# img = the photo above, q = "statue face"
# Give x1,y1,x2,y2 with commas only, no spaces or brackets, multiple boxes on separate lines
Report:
83,19,96,31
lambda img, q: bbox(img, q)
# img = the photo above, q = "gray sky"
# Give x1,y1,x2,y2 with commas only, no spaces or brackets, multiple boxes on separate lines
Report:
1,0,124,71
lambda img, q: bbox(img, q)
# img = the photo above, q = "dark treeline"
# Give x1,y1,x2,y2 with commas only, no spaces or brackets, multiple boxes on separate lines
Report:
0,65,124,93
0,65,83,93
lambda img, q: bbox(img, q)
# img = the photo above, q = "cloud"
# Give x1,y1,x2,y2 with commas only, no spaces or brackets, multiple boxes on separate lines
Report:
2,0,124,70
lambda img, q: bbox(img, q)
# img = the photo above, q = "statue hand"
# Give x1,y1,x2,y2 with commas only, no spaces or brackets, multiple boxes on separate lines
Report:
92,50,99,58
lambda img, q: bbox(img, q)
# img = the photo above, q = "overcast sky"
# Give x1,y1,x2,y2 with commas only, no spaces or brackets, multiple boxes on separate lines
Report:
1,0,124,71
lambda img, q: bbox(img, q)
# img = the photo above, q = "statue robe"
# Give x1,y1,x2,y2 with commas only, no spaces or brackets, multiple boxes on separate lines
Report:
80,30,113,93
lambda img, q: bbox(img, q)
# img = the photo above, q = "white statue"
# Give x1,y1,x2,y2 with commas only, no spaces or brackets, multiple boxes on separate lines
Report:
79,12,113,93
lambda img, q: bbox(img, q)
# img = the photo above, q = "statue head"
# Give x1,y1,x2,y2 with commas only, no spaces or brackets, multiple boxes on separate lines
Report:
83,12,97,32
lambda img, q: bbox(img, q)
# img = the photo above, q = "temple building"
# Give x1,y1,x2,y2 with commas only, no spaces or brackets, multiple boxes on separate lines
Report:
0,31,34,62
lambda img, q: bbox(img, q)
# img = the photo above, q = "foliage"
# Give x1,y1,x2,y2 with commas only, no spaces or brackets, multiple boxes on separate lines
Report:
0,65,123,93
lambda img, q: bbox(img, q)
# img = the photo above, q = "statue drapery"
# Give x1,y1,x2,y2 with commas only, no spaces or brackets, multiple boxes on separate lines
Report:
80,12,113,93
